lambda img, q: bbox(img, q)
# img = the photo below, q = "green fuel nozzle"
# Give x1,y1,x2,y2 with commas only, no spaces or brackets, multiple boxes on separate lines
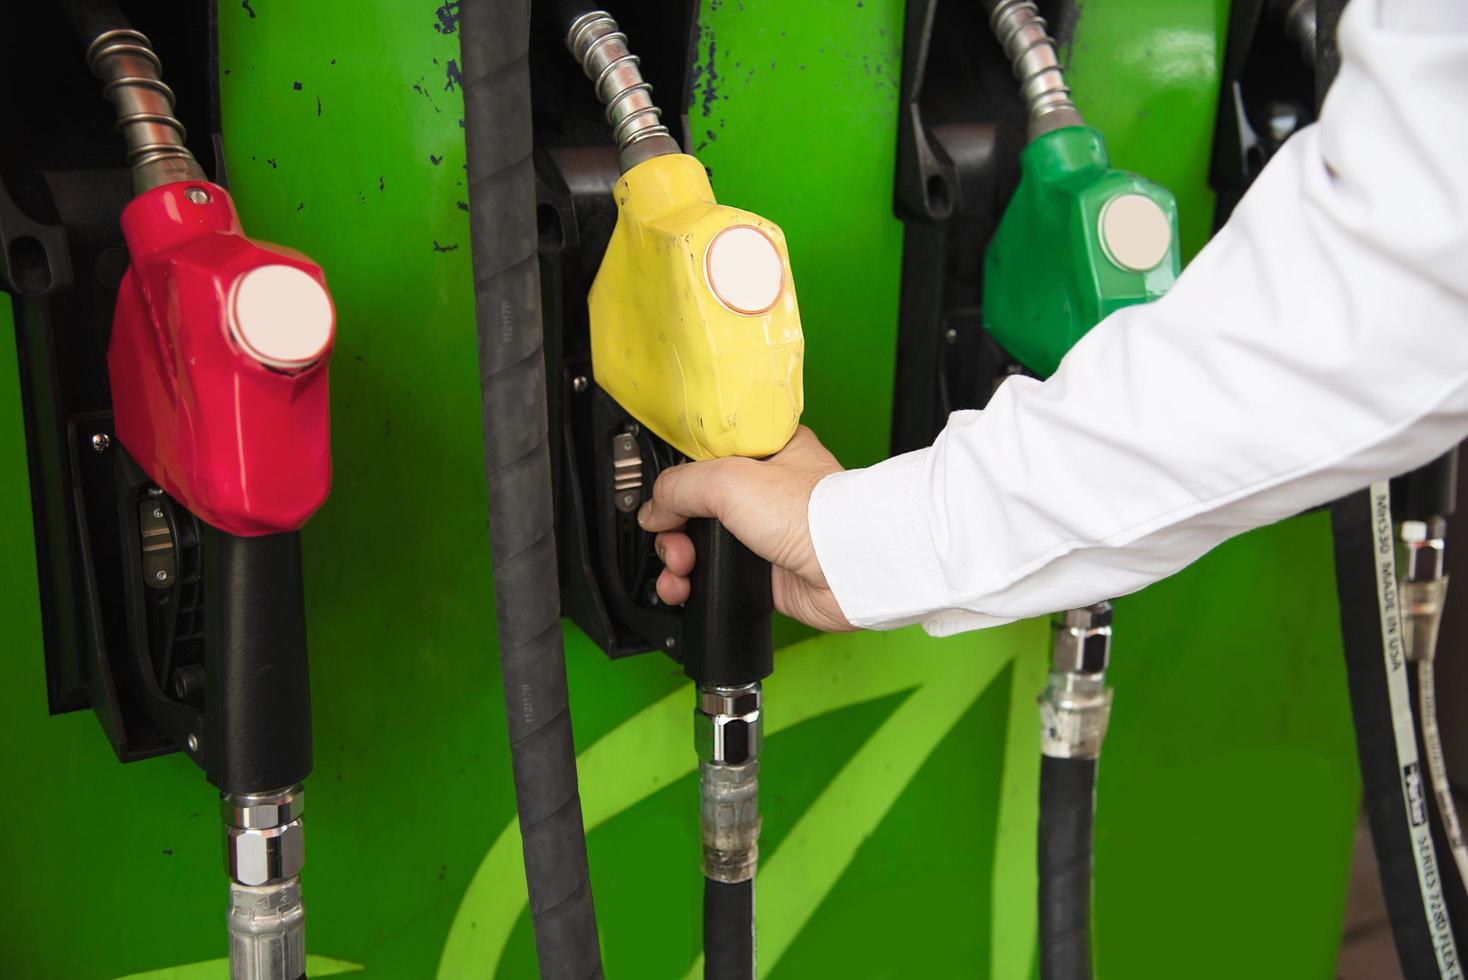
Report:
983,125,1180,378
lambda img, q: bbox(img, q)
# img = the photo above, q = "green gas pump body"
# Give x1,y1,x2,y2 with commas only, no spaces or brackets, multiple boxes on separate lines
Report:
984,125,1180,377
0,2,1359,978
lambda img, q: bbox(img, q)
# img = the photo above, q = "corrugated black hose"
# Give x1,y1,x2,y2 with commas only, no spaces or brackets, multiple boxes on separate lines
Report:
459,2,604,977
1038,756,1097,980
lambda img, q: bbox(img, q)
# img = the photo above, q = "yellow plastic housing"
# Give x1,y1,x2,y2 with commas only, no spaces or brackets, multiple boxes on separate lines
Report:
589,153,804,460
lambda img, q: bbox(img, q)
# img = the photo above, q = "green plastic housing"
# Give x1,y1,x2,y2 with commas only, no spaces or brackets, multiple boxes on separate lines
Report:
983,125,1180,377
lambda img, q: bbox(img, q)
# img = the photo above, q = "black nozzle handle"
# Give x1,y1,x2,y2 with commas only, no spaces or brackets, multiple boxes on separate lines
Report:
202,527,312,795
683,519,774,688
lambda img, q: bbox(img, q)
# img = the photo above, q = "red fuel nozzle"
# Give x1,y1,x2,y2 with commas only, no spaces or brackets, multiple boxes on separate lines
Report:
109,181,334,536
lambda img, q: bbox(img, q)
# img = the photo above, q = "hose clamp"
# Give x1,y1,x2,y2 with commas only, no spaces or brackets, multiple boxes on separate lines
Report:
696,684,762,882
228,878,306,980
700,761,760,883
1043,604,1114,759
1040,671,1113,760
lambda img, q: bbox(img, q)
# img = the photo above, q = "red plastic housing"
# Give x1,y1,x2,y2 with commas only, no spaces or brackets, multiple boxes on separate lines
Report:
109,181,334,536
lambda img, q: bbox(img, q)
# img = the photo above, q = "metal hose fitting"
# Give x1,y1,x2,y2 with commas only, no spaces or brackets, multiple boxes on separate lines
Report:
1401,517,1448,667
223,786,306,980
696,684,762,883
1400,517,1468,900
84,28,206,193
565,11,681,172
1041,603,1114,759
988,0,1085,141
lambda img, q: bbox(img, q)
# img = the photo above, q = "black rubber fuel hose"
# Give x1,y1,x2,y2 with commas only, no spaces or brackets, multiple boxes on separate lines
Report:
550,0,599,36
460,2,603,977
704,879,755,980
1332,488,1457,978
1038,755,1096,980
58,0,132,41
1400,450,1468,949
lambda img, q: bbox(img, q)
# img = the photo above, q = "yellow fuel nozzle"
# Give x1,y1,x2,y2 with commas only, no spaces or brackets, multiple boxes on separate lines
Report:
588,153,804,461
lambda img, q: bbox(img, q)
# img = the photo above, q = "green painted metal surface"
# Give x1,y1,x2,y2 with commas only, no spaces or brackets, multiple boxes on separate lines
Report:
0,1,1358,977
983,125,1179,377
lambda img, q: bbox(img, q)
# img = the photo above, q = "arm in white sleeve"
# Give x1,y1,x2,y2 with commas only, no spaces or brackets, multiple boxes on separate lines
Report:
809,0,1468,636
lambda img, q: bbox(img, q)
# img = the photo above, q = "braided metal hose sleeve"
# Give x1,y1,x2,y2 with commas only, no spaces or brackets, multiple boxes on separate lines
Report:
562,8,681,171
460,1,603,977
986,0,1085,140
60,0,206,191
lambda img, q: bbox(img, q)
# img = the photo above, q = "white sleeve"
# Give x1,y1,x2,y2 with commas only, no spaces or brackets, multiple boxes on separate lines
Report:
808,0,1468,636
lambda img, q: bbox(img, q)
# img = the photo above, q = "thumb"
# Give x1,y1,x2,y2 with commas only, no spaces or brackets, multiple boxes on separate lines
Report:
638,458,739,532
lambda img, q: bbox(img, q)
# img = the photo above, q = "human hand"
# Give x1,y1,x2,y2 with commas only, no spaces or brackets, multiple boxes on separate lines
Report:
637,426,855,632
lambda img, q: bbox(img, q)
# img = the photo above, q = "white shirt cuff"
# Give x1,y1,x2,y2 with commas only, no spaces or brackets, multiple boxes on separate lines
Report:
809,450,954,631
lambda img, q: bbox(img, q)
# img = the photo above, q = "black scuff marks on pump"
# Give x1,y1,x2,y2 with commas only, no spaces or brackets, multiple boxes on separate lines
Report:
266,158,278,169
444,60,463,92
411,77,442,113
241,0,256,18
699,30,720,118
316,95,322,117
293,81,303,91
432,241,459,252
433,2,461,35
430,154,443,166
379,176,385,191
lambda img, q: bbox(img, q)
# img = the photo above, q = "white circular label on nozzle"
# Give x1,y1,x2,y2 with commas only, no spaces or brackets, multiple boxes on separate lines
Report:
705,225,784,315
1099,193,1172,272
230,264,334,371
